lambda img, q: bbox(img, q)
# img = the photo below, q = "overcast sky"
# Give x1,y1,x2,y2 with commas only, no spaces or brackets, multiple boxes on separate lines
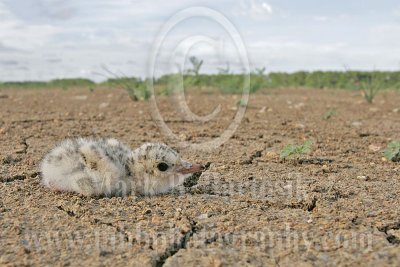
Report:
0,0,400,81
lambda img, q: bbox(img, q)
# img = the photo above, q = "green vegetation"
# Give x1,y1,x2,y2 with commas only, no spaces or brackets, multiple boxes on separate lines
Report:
264,71,400,90
0,78,94,90
280,140,313,159
1,70,399,100
0,81,48,89
358,74,382,103
102,77,150,101
48,78,95,89
384,141,400,162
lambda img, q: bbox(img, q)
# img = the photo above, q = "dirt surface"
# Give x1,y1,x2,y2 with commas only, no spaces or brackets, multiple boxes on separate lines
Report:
0,87,399,266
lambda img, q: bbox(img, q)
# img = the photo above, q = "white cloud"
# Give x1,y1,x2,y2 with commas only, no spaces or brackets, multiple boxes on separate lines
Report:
0,2,60,50
0,1,400,81
236,0,273,20
394,8,400,17
369,24,400,46
313,16,328,22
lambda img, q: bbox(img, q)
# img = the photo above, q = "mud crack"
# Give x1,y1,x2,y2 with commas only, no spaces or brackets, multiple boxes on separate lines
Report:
56,205,78,217
378,222,400,245
280,195,318,212
1,174,26,182
92,218,130,243
298,158,334,165
16,136,32,154
240,150,263,165
155,218,197,267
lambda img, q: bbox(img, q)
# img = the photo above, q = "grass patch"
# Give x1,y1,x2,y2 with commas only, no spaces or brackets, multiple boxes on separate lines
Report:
280,140,313,160
384,141,400,162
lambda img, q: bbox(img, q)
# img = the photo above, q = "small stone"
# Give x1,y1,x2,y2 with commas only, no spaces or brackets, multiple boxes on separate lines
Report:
357,175,369,181
96,113,105,121
263,151,279,161
322,165,329,173
99,250,111,257
367,211,378,217
387,229,400,239
294,102,305,109
352,121,362,127
143,209,152,215
74,95,88,101
18,247,30,255
283,184,292,190
99,102,109,109
180,223,192,233
368,144,381,152
218,165,228,171
15,145,26,154
151,216,161,224
198,213,208,219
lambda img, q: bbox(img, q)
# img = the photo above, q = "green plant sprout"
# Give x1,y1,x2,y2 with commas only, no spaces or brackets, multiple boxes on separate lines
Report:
100,66,150,101
360,74,383,104
384,140,400,162
280,140,313,159
322,108,337,120
343,65,383,104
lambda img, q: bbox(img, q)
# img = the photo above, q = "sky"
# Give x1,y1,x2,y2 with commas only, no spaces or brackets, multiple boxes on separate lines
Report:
0,0,400,81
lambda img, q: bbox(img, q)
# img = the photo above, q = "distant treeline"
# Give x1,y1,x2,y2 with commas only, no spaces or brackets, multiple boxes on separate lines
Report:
1,71,400,92
0,78,95,89
263,71,400,90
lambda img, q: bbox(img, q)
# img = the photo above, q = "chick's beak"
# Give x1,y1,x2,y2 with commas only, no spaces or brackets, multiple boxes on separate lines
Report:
177,162,204,175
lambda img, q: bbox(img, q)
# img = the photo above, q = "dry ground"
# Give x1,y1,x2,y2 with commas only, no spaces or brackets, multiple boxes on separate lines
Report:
0,87,399,266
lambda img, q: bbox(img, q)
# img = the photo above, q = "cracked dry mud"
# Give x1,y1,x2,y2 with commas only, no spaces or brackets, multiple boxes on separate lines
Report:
0,88,399,266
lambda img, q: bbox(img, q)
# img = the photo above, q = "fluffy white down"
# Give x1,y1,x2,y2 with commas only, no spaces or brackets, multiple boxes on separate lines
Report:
40,138,131,196
40,138,198,196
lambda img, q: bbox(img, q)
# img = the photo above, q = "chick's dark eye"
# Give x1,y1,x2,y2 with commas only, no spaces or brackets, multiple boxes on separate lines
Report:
157,162,169,172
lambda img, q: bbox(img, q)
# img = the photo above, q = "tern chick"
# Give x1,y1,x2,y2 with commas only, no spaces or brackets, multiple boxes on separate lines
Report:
40,138,203,196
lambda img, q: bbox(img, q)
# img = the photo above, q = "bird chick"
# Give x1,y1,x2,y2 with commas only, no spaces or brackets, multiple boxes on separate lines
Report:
40,138,203,197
